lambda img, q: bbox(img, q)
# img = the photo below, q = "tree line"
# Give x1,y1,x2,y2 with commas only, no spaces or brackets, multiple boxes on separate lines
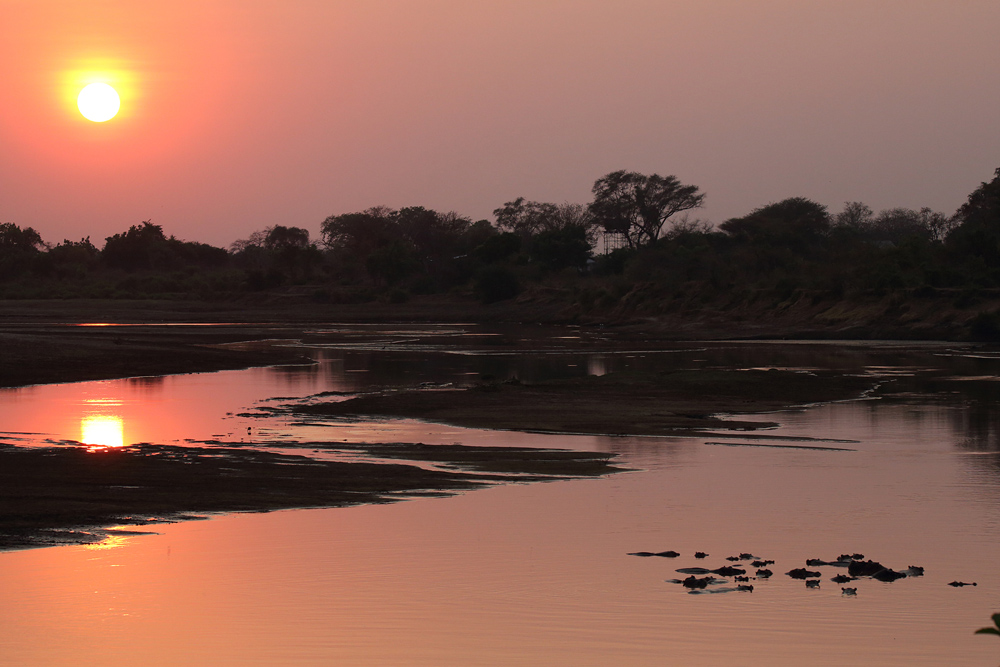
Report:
1,168,999,318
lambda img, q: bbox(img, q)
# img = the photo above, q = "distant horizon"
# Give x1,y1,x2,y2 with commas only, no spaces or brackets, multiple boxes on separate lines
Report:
2,1,998,247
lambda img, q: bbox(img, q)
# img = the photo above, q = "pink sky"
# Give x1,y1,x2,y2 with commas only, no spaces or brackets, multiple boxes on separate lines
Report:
1,0,998,247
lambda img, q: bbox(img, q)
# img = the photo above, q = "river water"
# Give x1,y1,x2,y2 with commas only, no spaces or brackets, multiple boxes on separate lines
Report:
1,326,999,665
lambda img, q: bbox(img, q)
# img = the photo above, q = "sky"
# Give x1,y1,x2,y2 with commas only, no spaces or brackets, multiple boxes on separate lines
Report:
1,0,998,248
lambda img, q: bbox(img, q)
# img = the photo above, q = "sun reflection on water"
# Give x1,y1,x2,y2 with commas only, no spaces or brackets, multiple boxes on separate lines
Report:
83,534,131,551
81,415,125,448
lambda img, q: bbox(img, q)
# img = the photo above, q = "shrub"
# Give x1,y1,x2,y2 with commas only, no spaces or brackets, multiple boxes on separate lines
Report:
474,266,520,304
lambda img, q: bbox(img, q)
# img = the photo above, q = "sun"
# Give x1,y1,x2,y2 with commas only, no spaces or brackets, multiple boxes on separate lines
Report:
77,82,121,122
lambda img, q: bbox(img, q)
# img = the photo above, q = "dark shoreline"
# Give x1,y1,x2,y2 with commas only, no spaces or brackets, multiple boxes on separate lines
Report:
0,297,981,390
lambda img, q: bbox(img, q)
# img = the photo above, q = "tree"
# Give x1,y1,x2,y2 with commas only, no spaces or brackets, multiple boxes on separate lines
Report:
263,225,311,251
834,201,874,231
588,170,704,247
229,225,316,284
394,206,473,268
0,223,43,252
835,202,952,246
102,220,227,272
320,206,478,287
530,225,592,270
948,167,1000,261
0,223,45,280
493,199,597,245
365,240,420,285
102,220,171,270
720,197,830,250
473,232,521,264
869,208,936,244
494,198,558,239
320,207,397,256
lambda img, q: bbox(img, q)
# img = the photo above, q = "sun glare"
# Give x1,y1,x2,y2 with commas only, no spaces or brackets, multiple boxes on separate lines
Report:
81,415,125,448
77,82,120,122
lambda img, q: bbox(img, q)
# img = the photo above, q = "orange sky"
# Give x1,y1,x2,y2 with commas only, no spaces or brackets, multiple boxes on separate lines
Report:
1,0,998,247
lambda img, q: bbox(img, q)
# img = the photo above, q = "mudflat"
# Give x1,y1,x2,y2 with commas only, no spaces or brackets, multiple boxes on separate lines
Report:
292,369,877,435
0,441,620,551
0,326,311,388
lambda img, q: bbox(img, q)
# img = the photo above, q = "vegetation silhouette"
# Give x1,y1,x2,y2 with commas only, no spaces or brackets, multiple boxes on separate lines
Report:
589,170,704,248
3,168,1000,339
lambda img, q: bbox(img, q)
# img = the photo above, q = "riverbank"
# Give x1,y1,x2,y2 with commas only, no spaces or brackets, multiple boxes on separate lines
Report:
0,293,990,388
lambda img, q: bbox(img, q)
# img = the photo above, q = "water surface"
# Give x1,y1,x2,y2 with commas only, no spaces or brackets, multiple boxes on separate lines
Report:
1,327,999,665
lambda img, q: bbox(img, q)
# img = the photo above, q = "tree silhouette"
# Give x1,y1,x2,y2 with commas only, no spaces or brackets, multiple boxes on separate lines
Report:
0,223,43,252
102,221,171,270
948,167,1000,266
720,197,830,250
493,198,595,243
588,171,704,247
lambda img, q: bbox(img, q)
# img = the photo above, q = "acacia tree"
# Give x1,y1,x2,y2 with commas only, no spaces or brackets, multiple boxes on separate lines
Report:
588,170,705,247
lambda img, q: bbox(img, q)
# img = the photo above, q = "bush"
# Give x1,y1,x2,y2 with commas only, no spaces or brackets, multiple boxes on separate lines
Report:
529,225,591,270
473,232,521,264
969,311,1000,342
474,266,520,304
591,248,632,275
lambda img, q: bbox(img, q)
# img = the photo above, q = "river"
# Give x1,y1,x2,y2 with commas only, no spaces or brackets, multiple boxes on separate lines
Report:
1,325,999,665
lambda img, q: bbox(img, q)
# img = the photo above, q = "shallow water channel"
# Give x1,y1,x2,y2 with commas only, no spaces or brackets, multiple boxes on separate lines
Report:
2,325,1000,665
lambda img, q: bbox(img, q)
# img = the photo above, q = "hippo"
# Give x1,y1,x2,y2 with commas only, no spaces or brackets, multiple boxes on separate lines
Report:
787,568,822,579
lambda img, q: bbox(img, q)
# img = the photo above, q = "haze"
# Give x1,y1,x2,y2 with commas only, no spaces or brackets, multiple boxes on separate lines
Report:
1,0,998,247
